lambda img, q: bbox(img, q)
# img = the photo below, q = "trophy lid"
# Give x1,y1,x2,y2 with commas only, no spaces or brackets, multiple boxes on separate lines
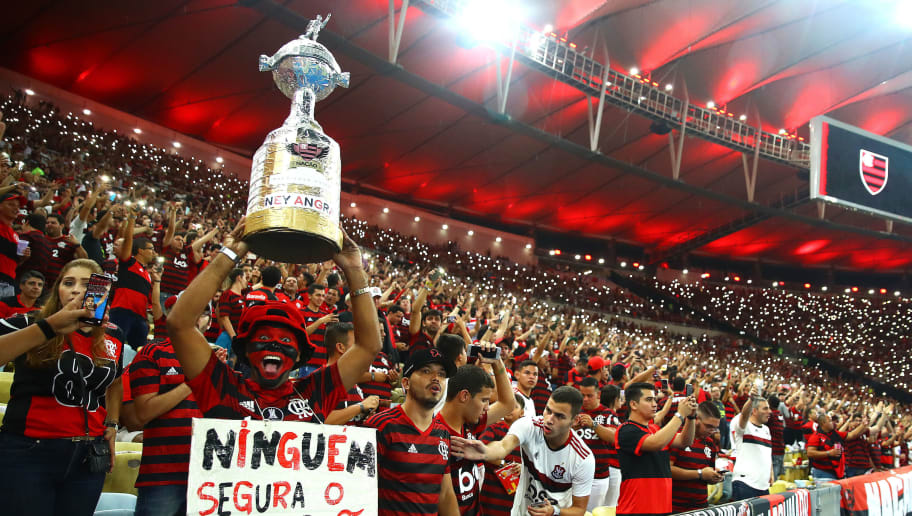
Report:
259,14,350,101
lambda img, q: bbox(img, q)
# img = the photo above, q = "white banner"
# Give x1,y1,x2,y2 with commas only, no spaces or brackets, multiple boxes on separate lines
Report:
187,418,377,516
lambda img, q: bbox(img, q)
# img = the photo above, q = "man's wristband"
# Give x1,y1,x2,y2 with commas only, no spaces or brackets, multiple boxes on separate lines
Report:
219,246,240,264
675,413,686,424
697,469,703,481
351,286,371,298
687,415,697,420
36,319,56,340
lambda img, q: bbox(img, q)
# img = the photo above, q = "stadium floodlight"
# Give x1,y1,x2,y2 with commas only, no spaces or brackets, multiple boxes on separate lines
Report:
455,0,524,44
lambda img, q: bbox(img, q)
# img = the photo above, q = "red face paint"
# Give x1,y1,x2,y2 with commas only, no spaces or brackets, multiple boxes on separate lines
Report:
246,326,299,383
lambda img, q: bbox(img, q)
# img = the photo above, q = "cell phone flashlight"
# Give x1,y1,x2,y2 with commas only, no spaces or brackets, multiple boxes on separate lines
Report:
80,273,114,326
469,345,501,360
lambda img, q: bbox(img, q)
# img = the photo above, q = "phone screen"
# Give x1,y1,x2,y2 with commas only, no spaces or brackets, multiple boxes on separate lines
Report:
685,384,694,397
80,273,114,325
469,345,501,360
661,379,669,390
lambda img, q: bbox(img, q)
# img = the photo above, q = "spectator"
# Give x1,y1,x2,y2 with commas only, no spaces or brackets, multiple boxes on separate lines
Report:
730,386,772,501
567,354,586,387
409,286,440,355
478,392,525,516
17,211,50,280
0,258,124,516
616,382,696,516
0,189,26,297
513,359,539,417
0,269,44,317
806,412,868,480
845,411,881,477
109,210,156,350
432,333,469,413
670,401,724,513
243,264,280,307
436,355,514,515
81,208,115,267
324,322,380,426
167,224,380,422
364,348,459,515
767,393,787,480
44,212,87,286
599,383,625,508
452,386,596,515
215,267,247,350
300,282,339,375
573,376,621,511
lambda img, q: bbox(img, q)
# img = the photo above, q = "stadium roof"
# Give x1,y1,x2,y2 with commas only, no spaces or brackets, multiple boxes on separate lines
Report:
4,0,912,271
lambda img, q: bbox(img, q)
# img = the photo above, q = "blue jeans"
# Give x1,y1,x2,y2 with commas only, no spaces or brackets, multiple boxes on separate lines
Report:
731,480,768,502
110,307,149,350
719,417,731,449
811,467,839,481
136,484,187,516
0,432,106,516
846,467,869,478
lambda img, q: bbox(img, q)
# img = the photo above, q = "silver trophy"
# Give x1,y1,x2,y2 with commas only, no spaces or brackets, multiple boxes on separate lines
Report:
244,14,350,263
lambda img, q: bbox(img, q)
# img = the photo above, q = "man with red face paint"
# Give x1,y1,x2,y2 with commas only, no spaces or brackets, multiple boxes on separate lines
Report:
167,219,381,422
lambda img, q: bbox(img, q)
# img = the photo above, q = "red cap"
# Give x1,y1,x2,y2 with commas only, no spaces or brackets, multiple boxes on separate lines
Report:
588,356,606,371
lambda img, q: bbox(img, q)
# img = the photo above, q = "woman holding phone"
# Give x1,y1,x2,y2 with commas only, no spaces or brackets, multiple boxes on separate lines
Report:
0,258,125,516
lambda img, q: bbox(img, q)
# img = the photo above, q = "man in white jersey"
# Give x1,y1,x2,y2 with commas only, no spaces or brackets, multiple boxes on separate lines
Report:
452,386,595,516
730,385,773,501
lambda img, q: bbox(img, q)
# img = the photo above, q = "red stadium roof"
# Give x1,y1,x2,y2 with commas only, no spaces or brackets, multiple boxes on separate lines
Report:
4,0,912,271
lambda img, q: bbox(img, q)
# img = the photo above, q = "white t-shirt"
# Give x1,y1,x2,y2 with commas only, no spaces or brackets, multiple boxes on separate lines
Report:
730,414,773,490
508,415,595,514
512,383,537,418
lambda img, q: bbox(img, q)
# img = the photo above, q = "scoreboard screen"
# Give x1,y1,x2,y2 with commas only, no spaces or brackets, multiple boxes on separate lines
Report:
810,116,912,223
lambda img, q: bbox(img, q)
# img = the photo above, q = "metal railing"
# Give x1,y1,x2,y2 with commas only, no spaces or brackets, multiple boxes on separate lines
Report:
418,0,810,168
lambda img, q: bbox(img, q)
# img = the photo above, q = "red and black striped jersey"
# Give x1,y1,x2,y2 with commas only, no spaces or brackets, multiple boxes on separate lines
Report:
724,400,738,421
217,290,244,334
160,244,198,294
148,228,166,252
0,314,124,439
300,307,328,368
874,439,894,467
435,412,488,516
102,257,118,278
807,430,846,478
578,404,620,478
786,406,804,430
616,420,672,516
45,235,80,285
128,340,202,486
846,431,872,469
364,405,451,516
531,373,552,415
152,314,168,342
0,295,38,318
111,257,152,316
480,420,522,516
670,436,718,513
768,409,786,455
17,229,51,278
0,222,19,284
358,352,394,400
408,331,433,354
185,353,345,422
549,352,572,384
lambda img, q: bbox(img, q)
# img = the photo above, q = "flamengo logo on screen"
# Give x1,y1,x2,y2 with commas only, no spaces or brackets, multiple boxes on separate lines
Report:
860,149,889,196
863,470,912,516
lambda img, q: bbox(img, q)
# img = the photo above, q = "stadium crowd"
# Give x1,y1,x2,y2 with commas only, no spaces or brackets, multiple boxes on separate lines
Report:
0,92,911,516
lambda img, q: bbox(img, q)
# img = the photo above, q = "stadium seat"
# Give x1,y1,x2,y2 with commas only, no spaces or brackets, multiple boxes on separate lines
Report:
115,441,143,453
0,371,13,404
94,491,136,515
103,450,141,495
592,507,615,516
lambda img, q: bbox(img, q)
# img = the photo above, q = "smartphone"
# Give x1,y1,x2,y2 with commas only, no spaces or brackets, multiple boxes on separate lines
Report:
108,192,117,202
80,273,114,326
661,379,669,390
469,345,501,360
447,315,456,323
685,384,694,397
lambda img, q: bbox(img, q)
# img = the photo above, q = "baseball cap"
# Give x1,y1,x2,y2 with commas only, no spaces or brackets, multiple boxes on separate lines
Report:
588,356,606,371
369,286,382,298
403,348,456,378
0,191,26,205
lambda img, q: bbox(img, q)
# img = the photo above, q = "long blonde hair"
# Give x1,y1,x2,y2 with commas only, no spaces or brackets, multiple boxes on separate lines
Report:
27,259,107,367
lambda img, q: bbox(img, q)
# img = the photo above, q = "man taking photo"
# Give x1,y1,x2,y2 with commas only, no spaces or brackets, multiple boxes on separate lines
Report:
616,382,697,516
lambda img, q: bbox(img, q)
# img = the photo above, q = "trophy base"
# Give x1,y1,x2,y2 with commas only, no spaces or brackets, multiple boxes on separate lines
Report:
245,228,340,264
